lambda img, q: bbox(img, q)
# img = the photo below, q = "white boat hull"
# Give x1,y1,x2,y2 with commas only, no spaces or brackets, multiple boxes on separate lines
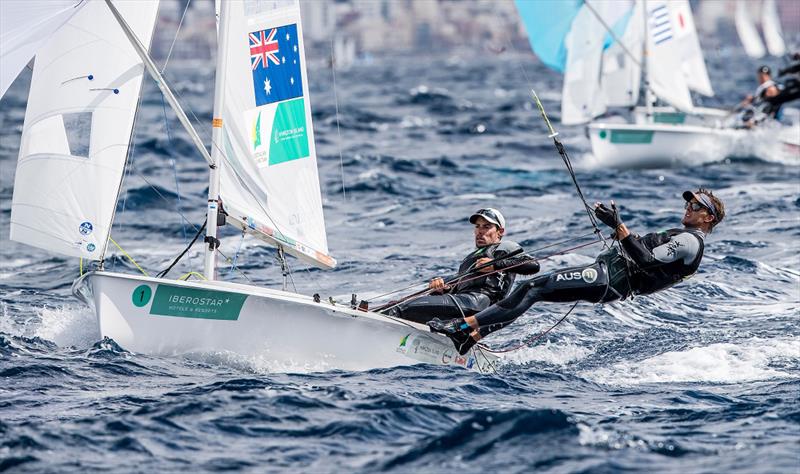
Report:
73,271,498,373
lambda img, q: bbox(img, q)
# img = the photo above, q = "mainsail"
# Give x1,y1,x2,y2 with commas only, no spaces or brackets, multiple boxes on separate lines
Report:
215,0,334,269
644,1,694,112
0,0,87,99
9,0,159,259
735,1,766,59
761,0,786,57
668,0,713,97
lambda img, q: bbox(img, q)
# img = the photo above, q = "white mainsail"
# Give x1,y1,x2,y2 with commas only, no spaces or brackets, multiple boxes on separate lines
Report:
735,1,766,59
600,0,643,108
0,0,87,99
215,0,334,269
668,0,713,97
561,4,609,125
9,0,159,259
645,1,694,112
761,0,786,57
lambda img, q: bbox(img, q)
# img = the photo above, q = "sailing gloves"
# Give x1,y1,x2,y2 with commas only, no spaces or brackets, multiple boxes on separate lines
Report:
594,201,622,229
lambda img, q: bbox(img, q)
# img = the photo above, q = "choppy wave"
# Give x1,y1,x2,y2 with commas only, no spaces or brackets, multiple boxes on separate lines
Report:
2,46,799,472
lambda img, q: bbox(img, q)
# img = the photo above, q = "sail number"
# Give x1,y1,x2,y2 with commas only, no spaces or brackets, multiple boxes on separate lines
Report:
132,285,153,307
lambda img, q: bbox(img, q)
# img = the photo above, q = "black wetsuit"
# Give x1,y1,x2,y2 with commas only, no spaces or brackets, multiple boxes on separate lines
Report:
471,228,705,337
385,240,540,324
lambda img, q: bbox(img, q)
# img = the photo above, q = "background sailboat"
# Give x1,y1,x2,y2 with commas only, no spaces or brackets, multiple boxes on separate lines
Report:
515,0,794,168
4,0,497,373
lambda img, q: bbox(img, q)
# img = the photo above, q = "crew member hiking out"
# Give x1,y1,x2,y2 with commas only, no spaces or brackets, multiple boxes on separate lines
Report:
383,208,540,324
429,189,726,355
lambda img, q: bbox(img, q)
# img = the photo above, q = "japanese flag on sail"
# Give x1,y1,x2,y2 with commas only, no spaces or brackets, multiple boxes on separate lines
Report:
250,23,303,106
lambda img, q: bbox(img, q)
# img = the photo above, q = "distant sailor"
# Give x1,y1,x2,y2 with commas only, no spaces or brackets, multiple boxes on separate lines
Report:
429,189,725,355
739,65,782,125
384,208,540,324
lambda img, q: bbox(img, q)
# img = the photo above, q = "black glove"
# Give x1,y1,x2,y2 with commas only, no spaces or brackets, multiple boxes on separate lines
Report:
594,202,622,229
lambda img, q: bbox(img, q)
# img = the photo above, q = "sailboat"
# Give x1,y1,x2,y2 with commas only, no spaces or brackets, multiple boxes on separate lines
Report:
3,0,498,373
516,0,791,168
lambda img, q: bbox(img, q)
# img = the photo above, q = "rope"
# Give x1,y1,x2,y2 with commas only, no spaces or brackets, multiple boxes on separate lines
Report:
178,271,207,281
156,218,207,278
479,301,579,354
108,237,150,276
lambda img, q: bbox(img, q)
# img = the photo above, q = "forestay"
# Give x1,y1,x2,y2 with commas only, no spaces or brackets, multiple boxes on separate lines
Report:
9,0,159,260
215,0,334,269
0,0,86,99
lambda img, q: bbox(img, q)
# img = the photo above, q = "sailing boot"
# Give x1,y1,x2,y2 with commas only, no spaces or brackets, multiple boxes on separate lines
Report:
427,318,476,355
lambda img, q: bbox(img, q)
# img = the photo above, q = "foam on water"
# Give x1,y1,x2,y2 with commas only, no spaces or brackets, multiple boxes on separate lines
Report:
584,337,800,386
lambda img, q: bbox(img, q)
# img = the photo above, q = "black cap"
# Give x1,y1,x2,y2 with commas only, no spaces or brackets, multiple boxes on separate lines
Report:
759,65,771,74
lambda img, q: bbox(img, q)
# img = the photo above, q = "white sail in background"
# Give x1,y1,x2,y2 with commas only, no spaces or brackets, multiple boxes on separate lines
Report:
561,5,608,125
735,1,766,59
9,0,159,259
668,0,713,97
761,0,786,57
646,1,694,112
0,0,87,98
216,0,334,268
600,0,642,107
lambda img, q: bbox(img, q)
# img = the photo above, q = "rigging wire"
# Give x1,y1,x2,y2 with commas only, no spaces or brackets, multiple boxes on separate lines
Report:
329,37,348,200
161,0,192,73
478,301,579,354
161,92,189,244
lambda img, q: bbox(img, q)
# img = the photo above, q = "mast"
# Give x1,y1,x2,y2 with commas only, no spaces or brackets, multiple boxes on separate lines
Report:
204,0,233,280
642,0,654,122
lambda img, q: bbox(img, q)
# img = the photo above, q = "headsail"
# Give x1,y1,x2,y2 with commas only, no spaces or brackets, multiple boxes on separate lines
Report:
215,0,335,269
561,3,613,124
9,0,159,259
600,0,643,108
0,0,86,99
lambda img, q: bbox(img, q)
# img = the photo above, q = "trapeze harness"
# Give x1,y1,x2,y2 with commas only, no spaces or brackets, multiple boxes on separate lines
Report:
383,240,540,324
471,228,705,338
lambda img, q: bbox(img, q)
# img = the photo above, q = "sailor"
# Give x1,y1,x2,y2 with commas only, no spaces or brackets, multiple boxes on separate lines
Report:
739,65,782,124
429,189,725,355
384,208,540,324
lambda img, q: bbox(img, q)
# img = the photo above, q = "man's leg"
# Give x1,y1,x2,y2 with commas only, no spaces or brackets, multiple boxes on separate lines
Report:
383,293,490,324
430,262,615,354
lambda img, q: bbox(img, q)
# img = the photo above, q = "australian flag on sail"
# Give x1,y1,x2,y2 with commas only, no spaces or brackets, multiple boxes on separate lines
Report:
250,23,303,106
649,5,673,45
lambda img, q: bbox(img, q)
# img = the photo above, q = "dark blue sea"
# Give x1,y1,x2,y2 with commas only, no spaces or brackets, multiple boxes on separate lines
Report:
1,38,799,473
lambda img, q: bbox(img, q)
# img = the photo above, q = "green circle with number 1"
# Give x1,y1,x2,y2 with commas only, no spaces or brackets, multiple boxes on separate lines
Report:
132,285,152,307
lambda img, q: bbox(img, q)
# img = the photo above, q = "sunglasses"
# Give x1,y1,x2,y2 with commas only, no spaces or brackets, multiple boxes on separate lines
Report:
685,201,709,213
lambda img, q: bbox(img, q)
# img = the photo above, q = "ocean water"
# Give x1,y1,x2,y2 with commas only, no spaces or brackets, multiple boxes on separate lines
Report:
1,42,799,472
